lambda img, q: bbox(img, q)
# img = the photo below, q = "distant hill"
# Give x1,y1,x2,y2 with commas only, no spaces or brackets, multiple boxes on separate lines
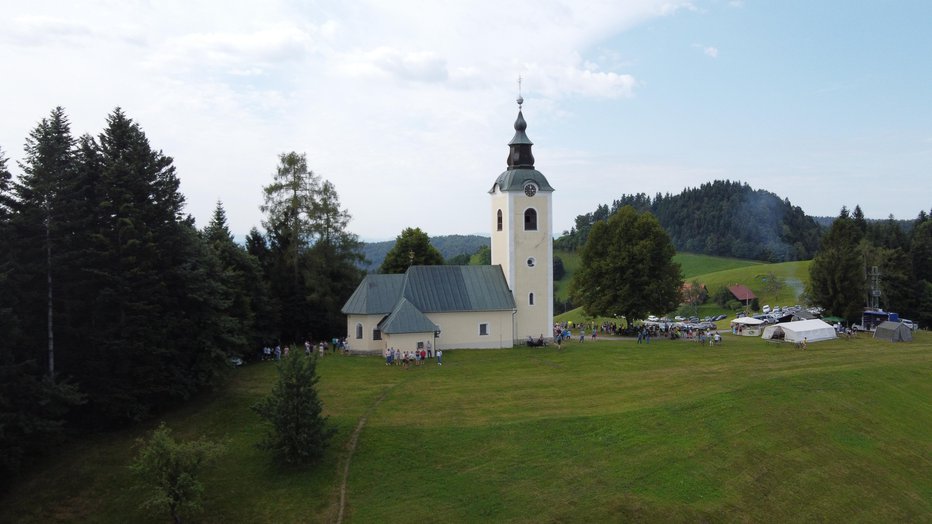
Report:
554,180,822,262
359,234,489,272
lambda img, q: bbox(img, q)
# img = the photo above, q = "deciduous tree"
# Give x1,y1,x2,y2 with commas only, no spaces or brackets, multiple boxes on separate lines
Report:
379,227,444,273
131,423,225,524
570,206,682,325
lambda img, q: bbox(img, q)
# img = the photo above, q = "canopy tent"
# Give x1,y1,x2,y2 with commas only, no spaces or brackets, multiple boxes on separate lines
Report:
761,319,837,343
730,317,765,325
731,316,765,336
873,321,912,342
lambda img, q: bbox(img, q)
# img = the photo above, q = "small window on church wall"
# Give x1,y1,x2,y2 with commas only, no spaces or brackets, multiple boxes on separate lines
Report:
497,209,503,231
355,323,363,339
372,329,382,340
524,209,537,231
479,323,489,336
529,292,535,305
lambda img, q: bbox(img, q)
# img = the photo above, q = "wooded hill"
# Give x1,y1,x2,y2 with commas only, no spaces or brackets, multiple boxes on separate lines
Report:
554,180,822,262
359,234,487,271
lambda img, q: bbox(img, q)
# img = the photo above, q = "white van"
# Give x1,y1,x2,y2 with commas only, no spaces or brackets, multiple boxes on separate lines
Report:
762,305,771,314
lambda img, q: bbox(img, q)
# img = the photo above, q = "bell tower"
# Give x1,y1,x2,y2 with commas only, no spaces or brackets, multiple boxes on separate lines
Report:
489,97,554,342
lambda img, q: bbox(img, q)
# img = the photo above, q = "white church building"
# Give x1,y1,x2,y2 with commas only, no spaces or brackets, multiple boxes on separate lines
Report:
341,99,554,351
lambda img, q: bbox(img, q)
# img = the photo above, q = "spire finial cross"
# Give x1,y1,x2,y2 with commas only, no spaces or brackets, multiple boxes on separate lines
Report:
517,75,524,108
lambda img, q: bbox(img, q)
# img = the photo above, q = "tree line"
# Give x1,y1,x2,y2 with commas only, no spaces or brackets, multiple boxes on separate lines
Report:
808,205,932,327
0,107,362,487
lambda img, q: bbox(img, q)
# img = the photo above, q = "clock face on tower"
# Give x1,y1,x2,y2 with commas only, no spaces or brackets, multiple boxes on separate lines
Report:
524,183,537,197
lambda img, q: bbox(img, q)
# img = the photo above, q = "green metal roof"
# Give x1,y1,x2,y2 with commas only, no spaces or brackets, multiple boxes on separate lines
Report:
340,274,406,315
341,265,516,317
489,168,554,194
401,265,516,312
378,298,440,334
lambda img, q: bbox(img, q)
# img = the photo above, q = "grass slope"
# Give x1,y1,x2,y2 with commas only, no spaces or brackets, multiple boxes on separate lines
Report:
4,333,931,522
555,254,805,325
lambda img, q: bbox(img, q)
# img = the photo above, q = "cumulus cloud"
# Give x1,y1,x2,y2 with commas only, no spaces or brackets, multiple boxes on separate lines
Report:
0,0,708,239
336,47,448,83
145,24,317,74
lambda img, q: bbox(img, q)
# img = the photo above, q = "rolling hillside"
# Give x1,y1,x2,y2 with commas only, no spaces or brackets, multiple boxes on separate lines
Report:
554,252,809,323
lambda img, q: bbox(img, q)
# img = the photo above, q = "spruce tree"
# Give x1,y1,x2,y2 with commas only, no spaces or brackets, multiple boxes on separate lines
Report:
13,107,76,378
808,209,866,322
252,354,334,466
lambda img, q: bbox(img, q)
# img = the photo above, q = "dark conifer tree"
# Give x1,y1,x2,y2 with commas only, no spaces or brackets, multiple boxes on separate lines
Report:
808,208,866,322
12,107,76,377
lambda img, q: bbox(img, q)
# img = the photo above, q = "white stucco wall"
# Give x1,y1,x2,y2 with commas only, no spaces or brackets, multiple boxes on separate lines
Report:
428,310,515,349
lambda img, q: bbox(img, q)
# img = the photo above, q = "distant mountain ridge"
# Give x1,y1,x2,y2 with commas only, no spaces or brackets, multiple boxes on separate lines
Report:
359,234,488,272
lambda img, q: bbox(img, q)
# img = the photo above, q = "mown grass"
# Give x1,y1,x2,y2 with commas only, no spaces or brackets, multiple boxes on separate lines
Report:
3,332,931,523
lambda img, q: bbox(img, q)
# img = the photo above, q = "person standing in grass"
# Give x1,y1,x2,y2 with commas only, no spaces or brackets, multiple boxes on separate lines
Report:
437,349,443,365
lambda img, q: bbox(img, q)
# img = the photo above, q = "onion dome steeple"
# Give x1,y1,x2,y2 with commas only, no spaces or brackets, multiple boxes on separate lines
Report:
507,96,535,170
489,96,554,195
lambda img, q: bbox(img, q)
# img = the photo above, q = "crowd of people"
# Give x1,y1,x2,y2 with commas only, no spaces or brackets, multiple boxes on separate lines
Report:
259,338,349,361
383,345,442,368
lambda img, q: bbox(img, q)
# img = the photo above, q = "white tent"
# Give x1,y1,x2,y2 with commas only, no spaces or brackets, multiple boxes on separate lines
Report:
730,317,765,326
761,319,837,343
731,316,765,336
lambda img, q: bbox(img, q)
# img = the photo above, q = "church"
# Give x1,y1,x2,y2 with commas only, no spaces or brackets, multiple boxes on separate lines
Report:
341,98,554,351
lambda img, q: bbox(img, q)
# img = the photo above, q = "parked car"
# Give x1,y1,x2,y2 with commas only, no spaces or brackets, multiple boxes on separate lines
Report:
762,305,771,314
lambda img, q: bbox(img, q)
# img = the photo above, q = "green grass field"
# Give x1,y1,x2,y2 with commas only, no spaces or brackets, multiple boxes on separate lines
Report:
4,332,931,522
555,252,809,324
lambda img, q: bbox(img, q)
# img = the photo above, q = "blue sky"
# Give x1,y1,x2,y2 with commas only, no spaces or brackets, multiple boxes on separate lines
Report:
1,1,930,241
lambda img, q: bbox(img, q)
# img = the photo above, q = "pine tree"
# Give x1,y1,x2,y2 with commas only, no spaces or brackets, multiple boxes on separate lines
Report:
252,354,334,466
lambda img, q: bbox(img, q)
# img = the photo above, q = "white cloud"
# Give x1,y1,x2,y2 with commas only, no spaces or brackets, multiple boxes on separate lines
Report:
0,0,716,239
692,43,719,58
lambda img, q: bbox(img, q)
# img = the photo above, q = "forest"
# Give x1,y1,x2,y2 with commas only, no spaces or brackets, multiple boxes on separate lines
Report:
0,107,363,488
555,180,822,261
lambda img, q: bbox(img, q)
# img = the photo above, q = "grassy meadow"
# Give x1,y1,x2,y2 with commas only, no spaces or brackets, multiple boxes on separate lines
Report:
4,332,931,522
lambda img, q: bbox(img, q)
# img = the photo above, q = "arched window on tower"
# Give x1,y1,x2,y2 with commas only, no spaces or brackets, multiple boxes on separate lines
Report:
497,209,503,231
355,323,363,339
529,292,535,305
524,208,537,231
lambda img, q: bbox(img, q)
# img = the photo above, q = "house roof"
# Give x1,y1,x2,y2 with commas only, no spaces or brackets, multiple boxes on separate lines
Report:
341,265,516,316
401,265,516,312
378,298,440,334
728,284,757,301
340,274,406,315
